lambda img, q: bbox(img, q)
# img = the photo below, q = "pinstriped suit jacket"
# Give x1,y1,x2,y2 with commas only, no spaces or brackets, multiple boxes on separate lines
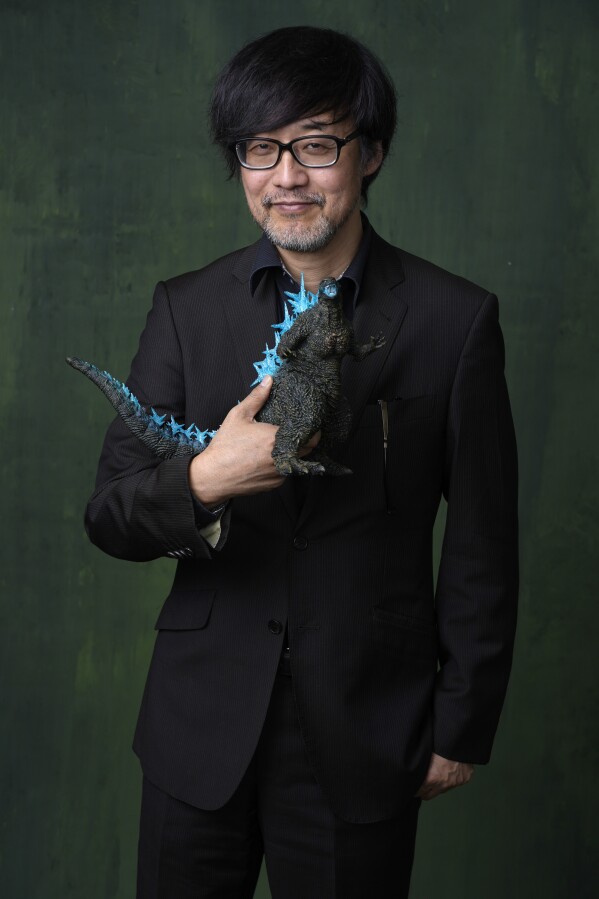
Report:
85,226,519,824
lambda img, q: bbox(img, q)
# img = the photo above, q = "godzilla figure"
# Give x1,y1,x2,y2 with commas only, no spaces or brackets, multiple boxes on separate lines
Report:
67,277,385,477
256,277,384,475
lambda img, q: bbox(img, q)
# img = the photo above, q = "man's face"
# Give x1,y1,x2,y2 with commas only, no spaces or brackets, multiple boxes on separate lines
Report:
239,114,381,253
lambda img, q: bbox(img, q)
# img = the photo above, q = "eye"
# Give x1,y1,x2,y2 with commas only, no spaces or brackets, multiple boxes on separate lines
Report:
245,140,276,157
299,138,336,156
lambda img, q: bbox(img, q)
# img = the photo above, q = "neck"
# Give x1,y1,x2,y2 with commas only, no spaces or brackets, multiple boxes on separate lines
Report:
276,211,363,294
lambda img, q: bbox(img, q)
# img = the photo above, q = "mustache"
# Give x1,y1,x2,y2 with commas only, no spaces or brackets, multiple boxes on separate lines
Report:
262,192,325,209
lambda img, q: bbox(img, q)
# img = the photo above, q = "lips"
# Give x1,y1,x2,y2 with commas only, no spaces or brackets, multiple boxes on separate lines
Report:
263,193,325,212
272,202,314,213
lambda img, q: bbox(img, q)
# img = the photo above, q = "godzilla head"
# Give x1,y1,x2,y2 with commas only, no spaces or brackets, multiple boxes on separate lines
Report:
318,278,339,300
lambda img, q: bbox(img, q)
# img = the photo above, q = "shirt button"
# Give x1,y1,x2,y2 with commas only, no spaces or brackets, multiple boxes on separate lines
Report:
268,619,283,635
293,535,308,551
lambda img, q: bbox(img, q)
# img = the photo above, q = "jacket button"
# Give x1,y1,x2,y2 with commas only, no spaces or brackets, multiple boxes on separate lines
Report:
293,535,308,551
268,619,283,635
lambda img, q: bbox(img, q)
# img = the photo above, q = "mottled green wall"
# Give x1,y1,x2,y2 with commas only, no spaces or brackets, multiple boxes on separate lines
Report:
1,1,597,896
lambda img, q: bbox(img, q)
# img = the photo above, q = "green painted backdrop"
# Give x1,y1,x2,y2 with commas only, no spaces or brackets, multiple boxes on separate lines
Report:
2,1,597,896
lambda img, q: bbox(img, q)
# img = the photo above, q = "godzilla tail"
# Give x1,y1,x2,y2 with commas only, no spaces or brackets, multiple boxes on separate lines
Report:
65,356,214,459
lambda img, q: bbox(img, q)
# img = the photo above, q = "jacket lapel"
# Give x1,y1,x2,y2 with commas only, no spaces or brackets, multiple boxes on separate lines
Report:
224,242,298,523
226,244,279,394
341,231,408,437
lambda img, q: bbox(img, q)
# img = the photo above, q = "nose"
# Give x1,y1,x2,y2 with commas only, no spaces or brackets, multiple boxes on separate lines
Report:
272,149,309,190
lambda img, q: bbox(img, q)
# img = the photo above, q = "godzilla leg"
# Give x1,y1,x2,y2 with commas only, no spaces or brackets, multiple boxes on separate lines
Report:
308,396,353,476
304,446,352,476
261,371,328,476
272,426,326,475
272,417,326,476
323,394,353,443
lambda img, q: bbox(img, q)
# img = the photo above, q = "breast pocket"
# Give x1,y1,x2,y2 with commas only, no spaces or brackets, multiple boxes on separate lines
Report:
343,395,441,515
386,393,437,422
331,403,387,513
370,394,440,513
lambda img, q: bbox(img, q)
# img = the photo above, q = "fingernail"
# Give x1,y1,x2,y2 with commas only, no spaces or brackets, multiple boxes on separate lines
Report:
261,375,272,387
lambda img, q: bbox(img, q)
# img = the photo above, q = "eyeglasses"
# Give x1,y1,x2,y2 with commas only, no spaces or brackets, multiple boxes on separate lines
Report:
234,130,360,170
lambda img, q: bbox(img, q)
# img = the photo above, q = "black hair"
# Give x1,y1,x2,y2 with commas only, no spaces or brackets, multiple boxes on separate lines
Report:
209,26,397,204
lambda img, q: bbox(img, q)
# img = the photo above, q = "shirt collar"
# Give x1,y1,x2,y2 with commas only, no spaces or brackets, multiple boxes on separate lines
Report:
249,212,372,309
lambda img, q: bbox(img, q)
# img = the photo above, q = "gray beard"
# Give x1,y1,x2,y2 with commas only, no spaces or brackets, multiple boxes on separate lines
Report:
257,193,360,253
261,215,337,253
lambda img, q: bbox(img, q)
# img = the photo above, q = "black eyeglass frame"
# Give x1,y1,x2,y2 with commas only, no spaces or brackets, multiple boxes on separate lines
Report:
234,130,361,170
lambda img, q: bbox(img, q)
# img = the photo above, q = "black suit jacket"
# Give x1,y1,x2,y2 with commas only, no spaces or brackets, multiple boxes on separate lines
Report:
85,227,519,824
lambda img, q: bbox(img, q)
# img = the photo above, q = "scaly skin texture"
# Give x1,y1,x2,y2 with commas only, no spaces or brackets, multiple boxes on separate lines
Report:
66,277,385,477
256,278,385,476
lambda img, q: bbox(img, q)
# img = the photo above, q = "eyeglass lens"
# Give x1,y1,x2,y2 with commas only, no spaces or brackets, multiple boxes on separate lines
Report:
237,137,340,168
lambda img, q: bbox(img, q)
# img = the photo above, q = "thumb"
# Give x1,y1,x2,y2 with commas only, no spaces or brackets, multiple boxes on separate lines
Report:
240,375,273,418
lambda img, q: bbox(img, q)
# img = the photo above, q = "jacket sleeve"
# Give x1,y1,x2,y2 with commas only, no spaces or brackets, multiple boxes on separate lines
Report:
432,292,519,764
84,280,231,562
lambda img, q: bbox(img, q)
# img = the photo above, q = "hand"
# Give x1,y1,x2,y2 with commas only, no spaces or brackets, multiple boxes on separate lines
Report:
188,376,319,507
415,752,475,801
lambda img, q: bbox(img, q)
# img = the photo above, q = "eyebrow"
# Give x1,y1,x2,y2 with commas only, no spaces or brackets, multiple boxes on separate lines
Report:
299,119,333,131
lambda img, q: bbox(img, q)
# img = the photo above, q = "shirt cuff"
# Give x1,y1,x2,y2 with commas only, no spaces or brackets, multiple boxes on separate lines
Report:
191,493,228,549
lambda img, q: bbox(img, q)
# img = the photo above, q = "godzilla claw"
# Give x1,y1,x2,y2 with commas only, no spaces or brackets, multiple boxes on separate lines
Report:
371,333,386,350
273,455,326,476
278,346,295,359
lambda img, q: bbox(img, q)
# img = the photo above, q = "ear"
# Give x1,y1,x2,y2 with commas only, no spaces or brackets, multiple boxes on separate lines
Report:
362,141,384,178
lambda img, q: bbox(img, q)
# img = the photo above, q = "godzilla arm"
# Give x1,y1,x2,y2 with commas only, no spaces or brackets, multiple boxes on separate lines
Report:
347,332,386,361
276,309,313,358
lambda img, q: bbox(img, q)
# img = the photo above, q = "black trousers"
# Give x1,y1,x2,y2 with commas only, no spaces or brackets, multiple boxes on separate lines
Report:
137,649,422,898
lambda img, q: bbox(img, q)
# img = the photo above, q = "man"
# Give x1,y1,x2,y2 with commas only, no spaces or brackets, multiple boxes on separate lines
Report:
85,26,519,899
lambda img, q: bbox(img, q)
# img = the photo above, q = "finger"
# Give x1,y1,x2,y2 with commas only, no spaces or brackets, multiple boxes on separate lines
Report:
419,785,443,801
238,376,273,419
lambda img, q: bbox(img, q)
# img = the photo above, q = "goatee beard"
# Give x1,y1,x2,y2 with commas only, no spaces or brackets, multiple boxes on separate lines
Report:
261,216,337,253
257,192,358,253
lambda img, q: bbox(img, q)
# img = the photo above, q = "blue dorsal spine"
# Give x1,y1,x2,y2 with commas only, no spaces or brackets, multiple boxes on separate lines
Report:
67,273,319,458
251,274,319,384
